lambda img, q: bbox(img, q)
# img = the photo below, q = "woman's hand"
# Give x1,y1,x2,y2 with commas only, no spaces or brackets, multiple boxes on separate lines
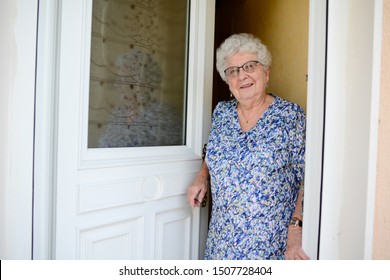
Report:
284,226,310,260
187,175,209,209
187,161,210,209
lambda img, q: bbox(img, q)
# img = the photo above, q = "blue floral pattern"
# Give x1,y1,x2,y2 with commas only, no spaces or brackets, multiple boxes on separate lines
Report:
204,94,306,260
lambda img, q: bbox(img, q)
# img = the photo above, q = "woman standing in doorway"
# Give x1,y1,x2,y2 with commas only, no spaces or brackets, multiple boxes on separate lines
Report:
187,33,308,260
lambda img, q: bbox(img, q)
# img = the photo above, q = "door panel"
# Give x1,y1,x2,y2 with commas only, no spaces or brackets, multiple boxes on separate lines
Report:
53,0,214,259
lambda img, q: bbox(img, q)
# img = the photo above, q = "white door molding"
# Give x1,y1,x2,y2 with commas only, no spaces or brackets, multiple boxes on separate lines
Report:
302,0,328,260
33,0,61,260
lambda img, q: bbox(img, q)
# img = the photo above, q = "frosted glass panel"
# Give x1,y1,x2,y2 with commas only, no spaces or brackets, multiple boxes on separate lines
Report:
88,0,188,148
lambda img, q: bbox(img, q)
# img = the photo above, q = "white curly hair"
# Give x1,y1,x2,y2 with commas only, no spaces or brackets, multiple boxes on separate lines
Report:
216,33,272,82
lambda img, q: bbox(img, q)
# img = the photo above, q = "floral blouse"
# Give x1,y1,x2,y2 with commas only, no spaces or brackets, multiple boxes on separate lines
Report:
204,94,306,260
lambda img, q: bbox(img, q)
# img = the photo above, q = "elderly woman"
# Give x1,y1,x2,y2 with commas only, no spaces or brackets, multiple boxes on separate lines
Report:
187,33,308,260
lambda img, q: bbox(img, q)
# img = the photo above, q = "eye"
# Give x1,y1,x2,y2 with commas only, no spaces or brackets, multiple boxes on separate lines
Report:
225,67,239,77
231,68,240,75
244,62,256,71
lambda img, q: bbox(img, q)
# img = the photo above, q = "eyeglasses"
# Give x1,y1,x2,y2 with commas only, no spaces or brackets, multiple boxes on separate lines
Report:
224,60,262,78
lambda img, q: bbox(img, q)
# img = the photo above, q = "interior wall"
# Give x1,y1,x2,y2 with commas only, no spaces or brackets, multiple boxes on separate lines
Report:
373,0,390,260
213,0,236,109
213,0,309,111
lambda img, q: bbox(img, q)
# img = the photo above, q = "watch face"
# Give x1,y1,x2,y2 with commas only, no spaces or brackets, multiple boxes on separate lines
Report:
290,218,302,227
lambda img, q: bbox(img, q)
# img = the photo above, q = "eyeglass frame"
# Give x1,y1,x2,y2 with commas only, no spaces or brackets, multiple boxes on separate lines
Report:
223,60,264,79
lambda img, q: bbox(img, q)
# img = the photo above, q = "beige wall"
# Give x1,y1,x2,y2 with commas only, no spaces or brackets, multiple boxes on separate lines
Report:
233,0,309,111
212,0,309,112
373,0,390,260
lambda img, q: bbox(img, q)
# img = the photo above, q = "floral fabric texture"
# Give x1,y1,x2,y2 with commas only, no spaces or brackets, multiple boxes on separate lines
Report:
204,94,306,260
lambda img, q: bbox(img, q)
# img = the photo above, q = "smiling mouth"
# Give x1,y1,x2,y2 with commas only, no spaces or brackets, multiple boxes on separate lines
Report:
240,83,253,89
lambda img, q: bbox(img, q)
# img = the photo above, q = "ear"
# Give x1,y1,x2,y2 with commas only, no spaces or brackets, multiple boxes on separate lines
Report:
264,67,270,83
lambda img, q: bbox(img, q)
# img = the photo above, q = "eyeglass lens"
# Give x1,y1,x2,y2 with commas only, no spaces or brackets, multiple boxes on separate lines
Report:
224,61,259,78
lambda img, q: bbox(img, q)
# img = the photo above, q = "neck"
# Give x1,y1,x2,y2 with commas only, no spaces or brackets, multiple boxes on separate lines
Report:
240,93,267,109
238,93,268,124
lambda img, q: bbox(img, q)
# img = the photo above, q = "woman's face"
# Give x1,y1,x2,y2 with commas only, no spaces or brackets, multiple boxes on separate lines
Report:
225,52,270,104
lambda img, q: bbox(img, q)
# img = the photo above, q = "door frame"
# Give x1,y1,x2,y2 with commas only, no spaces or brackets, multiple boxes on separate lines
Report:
301,0,327,259
303,0,384,259
29,0,384,259
314,0,383,259
33,0,60,259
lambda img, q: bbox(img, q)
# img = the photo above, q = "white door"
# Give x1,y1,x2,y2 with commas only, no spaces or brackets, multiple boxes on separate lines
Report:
51,0,214,259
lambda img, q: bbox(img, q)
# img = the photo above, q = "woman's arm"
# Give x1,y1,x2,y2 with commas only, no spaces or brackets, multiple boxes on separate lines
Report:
284,186,310,260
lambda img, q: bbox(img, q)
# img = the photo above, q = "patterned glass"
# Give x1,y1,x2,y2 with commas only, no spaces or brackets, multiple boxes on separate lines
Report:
88,0,188,148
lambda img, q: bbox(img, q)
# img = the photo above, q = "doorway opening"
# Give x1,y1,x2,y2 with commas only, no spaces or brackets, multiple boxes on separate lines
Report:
212,0,309,112
205,0,316,258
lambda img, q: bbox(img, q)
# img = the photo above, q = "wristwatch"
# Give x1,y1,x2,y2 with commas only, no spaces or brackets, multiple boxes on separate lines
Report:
289,217,303,227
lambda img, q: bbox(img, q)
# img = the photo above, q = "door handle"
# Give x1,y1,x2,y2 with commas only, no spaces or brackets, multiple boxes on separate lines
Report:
202,144,207,160
201,196,207,207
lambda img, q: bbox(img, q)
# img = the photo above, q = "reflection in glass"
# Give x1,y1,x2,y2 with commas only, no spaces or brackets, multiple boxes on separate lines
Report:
88,0,188,148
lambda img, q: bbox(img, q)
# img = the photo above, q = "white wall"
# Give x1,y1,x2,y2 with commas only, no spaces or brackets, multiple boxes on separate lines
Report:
0,0,38,259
